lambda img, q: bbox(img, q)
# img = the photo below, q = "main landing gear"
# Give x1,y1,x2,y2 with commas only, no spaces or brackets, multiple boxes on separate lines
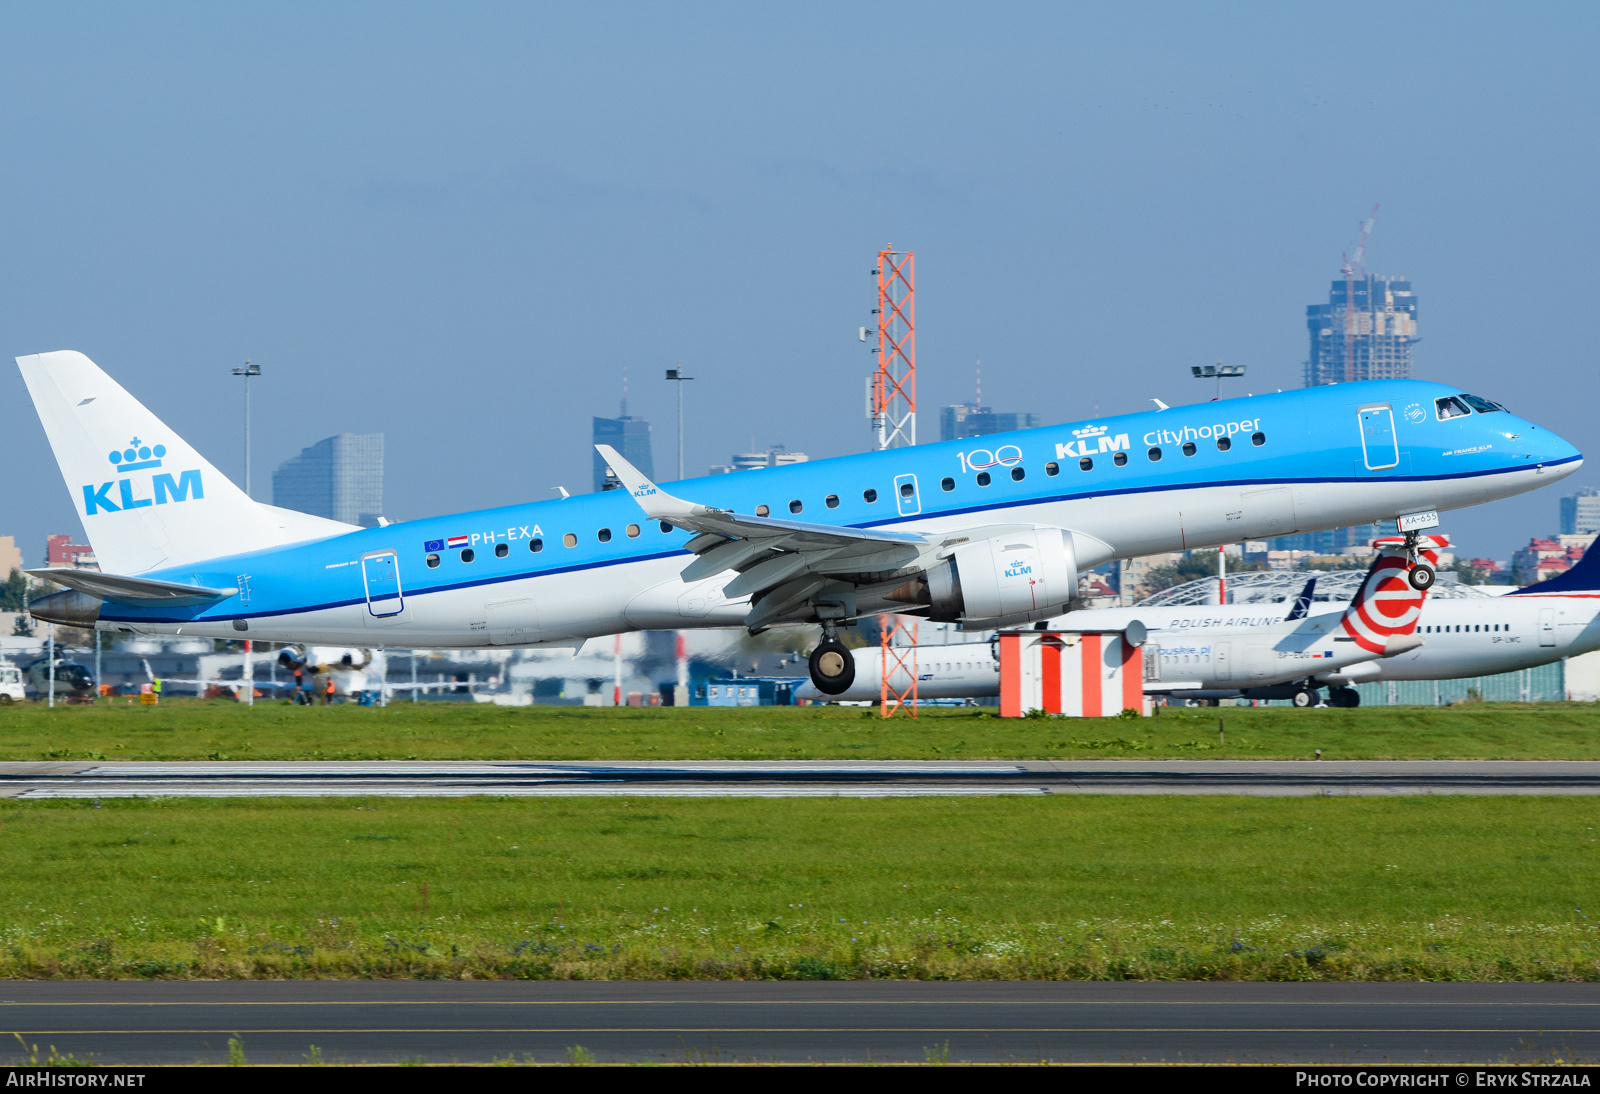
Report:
1329,686,1361,708
807,622,857,695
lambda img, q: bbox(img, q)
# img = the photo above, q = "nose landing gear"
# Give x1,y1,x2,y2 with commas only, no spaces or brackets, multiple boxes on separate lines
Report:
807,622,857,695
1399,528,1436,590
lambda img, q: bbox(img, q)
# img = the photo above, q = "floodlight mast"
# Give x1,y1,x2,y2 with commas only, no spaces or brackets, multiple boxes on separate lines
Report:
231,359,261,496
665,366,694,480
1191,361,1245,400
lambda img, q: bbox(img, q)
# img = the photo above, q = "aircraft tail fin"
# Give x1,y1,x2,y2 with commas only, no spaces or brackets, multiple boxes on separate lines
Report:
1509,540,1600,595
17,350,353,575
1337,535,1447,654
1284,577,1317,621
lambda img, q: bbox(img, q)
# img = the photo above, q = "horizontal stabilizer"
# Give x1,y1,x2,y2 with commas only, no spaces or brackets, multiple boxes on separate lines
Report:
26,568,237,607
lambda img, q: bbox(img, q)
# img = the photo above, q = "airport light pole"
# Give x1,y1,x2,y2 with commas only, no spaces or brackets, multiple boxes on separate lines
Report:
1192,361,1245,401
232,359,261,496
665,366,694,480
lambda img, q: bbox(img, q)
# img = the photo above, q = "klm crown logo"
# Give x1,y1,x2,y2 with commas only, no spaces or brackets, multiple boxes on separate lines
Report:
1071,424,1109,439
109,437,166,472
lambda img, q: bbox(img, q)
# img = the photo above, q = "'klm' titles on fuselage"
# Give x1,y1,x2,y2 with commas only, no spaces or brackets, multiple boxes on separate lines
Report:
82,471,204,514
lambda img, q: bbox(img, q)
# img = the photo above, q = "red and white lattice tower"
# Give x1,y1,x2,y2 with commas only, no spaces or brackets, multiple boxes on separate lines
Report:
880,614,919,719
872,247,915,450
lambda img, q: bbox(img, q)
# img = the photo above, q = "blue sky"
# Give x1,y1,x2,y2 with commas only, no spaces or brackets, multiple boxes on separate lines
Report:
2,3,1596,564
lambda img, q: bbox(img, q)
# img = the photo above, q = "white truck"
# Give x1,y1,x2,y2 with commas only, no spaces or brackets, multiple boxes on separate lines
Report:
0,660,25,704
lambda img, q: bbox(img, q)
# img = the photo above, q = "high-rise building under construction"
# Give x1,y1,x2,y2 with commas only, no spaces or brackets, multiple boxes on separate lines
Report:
1304,274,1418,387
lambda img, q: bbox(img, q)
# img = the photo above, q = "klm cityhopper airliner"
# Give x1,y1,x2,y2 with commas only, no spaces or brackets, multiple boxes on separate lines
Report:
20,350,1582,695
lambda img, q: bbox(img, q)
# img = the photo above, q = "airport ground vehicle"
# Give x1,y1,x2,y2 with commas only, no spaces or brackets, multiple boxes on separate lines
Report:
0,660,24,704
20,350,1579,696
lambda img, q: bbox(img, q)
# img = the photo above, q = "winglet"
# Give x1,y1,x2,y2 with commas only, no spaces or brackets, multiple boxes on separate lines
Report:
594,444,720,522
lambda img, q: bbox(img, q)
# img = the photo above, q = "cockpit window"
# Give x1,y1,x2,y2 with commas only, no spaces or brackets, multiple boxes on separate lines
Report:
1459,393,1505,414
1435,396,1471,420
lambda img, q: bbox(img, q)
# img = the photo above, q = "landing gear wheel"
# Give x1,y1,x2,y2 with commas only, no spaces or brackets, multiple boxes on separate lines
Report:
808,639,856,696
1330,687,1361,708
1291,688,1316,708
1408,563,1436,591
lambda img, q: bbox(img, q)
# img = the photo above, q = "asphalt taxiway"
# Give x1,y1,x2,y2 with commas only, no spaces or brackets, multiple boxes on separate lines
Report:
2,981,1596,1064
5,759,1600,797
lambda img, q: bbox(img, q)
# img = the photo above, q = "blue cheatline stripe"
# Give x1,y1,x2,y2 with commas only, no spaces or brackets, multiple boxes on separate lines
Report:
101,548,695,624
105,454,1580,626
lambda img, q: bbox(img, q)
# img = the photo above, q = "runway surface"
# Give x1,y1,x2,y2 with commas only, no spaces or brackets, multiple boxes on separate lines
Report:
5,759,1600,797
2,981,1597,1064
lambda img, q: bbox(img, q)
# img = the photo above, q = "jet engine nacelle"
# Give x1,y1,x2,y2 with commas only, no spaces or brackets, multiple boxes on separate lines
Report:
918,526,1078,627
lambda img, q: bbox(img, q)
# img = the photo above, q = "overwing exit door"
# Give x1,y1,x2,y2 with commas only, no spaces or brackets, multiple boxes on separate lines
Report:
362,552,404,617
1359,405,1400,470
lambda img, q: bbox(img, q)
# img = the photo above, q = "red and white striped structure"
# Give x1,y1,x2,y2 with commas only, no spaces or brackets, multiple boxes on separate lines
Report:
999,630,1144,718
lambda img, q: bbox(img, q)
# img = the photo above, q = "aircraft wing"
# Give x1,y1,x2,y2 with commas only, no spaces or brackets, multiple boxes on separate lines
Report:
596,444,934,628
26,568,238,607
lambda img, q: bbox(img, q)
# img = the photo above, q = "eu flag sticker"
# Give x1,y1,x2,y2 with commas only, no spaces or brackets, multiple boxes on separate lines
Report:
424,539,444,552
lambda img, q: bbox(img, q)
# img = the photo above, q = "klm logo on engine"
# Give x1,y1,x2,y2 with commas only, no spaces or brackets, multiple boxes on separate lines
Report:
81,436,204,515
1004,558,1033,578
1056,424,1129,460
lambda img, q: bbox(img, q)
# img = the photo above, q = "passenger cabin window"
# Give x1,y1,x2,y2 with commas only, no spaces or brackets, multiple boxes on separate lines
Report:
461,548,475,563
529,538,544,553
1079,457,1093,471
976,471,991,486
659,521,673,533
426,553,440,568
1045,462,1059,476
825,494,840,508
1460,393,1505,413
1436,396,1471,420
563,533,577,548
1251,431,1266,446
494,542,508,558
1010,466,1025,481
900,481,915,498
789,500,803,514
863,488,878,503
1216,436,1231,451
1113,452,1128,466
1148,447,1163,461
1182,442,1197,457
940,477,955,491
626,524,640,538
597,528,612,543
755,504,770,517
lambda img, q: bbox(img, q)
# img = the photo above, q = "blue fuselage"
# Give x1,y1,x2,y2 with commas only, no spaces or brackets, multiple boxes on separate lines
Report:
100,379,1580,647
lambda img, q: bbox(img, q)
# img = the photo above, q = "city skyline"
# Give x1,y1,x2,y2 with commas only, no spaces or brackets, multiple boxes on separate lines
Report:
272,433,385,527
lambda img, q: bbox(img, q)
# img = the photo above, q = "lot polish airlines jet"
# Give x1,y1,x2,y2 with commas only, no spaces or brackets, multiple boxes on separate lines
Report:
19,350,1580,695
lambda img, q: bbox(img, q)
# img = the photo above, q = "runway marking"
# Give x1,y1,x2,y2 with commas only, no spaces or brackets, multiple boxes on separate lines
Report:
7,1027,1599,1035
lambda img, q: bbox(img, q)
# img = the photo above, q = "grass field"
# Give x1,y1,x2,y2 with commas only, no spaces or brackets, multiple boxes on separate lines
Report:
4,698,1600,761
1,794,1599,981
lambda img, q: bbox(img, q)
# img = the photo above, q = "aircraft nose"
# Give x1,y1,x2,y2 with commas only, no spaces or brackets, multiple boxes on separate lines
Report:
1516,418,1582,469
